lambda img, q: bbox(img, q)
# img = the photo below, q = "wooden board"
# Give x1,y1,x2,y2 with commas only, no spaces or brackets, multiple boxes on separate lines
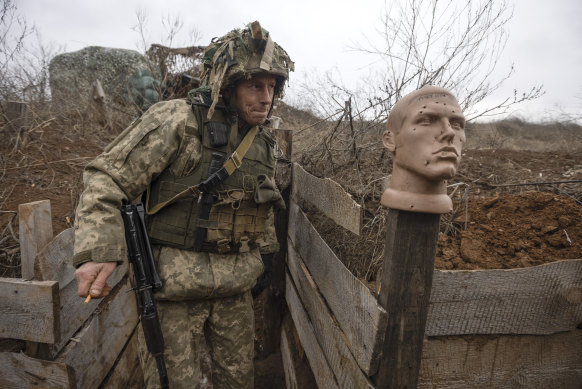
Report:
280,315,318,389
56,277,138,389
288,202,387,375
0,278,59,343
291,163,362,235
18,200,53,280
285,272,339,389
280,321,298,389
419,330,582,388
101,328,144,389
39,263,129,359
426,259,582,336
287,244,373,388
0,351,74,389
34,228,75,288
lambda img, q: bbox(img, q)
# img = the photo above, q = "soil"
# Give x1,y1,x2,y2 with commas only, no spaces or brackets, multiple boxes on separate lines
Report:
436,191,582,270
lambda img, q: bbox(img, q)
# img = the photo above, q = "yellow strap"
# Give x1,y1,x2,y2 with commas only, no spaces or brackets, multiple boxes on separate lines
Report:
145,126,259,215
223,126,257,175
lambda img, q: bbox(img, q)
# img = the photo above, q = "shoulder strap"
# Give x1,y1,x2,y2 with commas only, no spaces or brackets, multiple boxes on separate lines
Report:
145,126,259,215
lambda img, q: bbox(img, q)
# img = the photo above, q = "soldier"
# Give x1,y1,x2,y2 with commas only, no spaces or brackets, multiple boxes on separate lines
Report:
73,21,293,388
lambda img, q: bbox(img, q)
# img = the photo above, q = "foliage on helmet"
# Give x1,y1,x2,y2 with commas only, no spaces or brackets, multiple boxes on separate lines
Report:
194,21,294,118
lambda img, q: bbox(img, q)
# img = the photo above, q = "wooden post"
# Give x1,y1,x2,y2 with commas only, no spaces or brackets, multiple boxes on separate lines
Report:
18,200,53,280
374,210,439,388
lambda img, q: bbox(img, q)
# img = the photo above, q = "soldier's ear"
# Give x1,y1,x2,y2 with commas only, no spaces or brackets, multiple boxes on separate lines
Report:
382,128,396,152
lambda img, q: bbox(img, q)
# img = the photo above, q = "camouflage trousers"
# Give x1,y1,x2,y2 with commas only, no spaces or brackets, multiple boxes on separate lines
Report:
137,292,254,389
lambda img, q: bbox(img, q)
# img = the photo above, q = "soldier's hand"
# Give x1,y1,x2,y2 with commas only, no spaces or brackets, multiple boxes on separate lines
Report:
75,261,117,299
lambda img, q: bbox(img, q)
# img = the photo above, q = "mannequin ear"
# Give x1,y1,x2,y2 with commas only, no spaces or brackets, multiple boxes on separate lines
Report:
382,128,396,152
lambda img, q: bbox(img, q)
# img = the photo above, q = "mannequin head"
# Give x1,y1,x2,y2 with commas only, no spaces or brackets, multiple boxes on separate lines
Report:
382,86,465,212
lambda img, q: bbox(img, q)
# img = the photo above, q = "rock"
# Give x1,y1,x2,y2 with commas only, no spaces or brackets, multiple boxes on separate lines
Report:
49,46,161,115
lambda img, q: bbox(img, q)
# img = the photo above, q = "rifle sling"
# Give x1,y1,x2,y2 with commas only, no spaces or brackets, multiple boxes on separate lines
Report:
145,126,258,216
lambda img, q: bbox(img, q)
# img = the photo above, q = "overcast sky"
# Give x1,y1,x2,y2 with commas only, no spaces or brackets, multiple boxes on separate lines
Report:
17,0,582,123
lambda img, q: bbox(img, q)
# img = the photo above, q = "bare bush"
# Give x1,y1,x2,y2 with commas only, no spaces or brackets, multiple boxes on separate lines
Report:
291,0,548,279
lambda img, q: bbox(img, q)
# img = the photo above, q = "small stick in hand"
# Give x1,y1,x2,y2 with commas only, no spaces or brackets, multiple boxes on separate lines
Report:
84,295,92,304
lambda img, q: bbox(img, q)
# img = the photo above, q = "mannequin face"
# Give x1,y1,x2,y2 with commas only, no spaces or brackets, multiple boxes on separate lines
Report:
383,92,465,182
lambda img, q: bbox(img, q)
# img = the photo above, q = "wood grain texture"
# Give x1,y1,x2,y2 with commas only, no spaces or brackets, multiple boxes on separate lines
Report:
286,272,339,389
427,259,582,336
288,202,387,375
419,330,582,388
0,351,74,389
280,314,318,389
34,228,75,288
101,327,144,389
280,322,297,389
0,278,60,343
291,163,362,235
18,200,53,280
287,244,373,388
375,210,440,389
56,277,138,389
38,262,128,359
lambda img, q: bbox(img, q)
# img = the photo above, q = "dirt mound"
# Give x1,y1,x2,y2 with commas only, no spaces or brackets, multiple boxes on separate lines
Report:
437,191,582,270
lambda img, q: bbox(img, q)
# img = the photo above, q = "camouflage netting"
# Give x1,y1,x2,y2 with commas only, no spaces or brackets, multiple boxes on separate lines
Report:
49,46,161,115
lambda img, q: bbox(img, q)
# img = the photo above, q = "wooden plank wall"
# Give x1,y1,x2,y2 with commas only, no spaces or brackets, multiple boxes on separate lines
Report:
427,259,582,336
56,278,138,389
0,201,140,389
419,330,582,388
0,351,74,389
285,165,582,388
287,245,373,388
288,201,387,375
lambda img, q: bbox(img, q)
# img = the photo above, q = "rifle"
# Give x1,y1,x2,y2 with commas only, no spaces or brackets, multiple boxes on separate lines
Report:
121,202,169,389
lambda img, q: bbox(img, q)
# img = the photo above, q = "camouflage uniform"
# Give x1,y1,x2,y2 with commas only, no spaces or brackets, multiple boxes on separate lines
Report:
74,101,277,389
73,21,293,389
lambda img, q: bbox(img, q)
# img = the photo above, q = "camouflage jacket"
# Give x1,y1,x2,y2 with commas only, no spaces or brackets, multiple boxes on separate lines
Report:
72,99,279,269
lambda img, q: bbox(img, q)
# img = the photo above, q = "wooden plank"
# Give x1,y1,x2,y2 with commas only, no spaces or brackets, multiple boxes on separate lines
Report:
287,243,373,388
287,202,387,375
56,277,138,389
280,314,318,389
427,258,582,336
34,228,75,288
285,272,339,389
270,128,292,160
18,200,53,280
291,163,362,235
101,327,144,389
0,351,74,389
0,278,60,343
375,210,440,389
39,263,128,359
419,330,582,388
280,322,298,389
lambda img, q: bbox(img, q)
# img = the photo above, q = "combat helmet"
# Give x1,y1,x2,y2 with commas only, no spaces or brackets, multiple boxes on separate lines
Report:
194,21,294,119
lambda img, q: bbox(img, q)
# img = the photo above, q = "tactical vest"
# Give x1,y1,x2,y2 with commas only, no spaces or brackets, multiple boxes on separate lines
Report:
145,102,276,252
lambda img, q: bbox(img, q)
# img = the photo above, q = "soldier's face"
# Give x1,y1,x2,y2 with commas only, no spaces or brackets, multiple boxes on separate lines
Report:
234,74,277,126
386,95,466,181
